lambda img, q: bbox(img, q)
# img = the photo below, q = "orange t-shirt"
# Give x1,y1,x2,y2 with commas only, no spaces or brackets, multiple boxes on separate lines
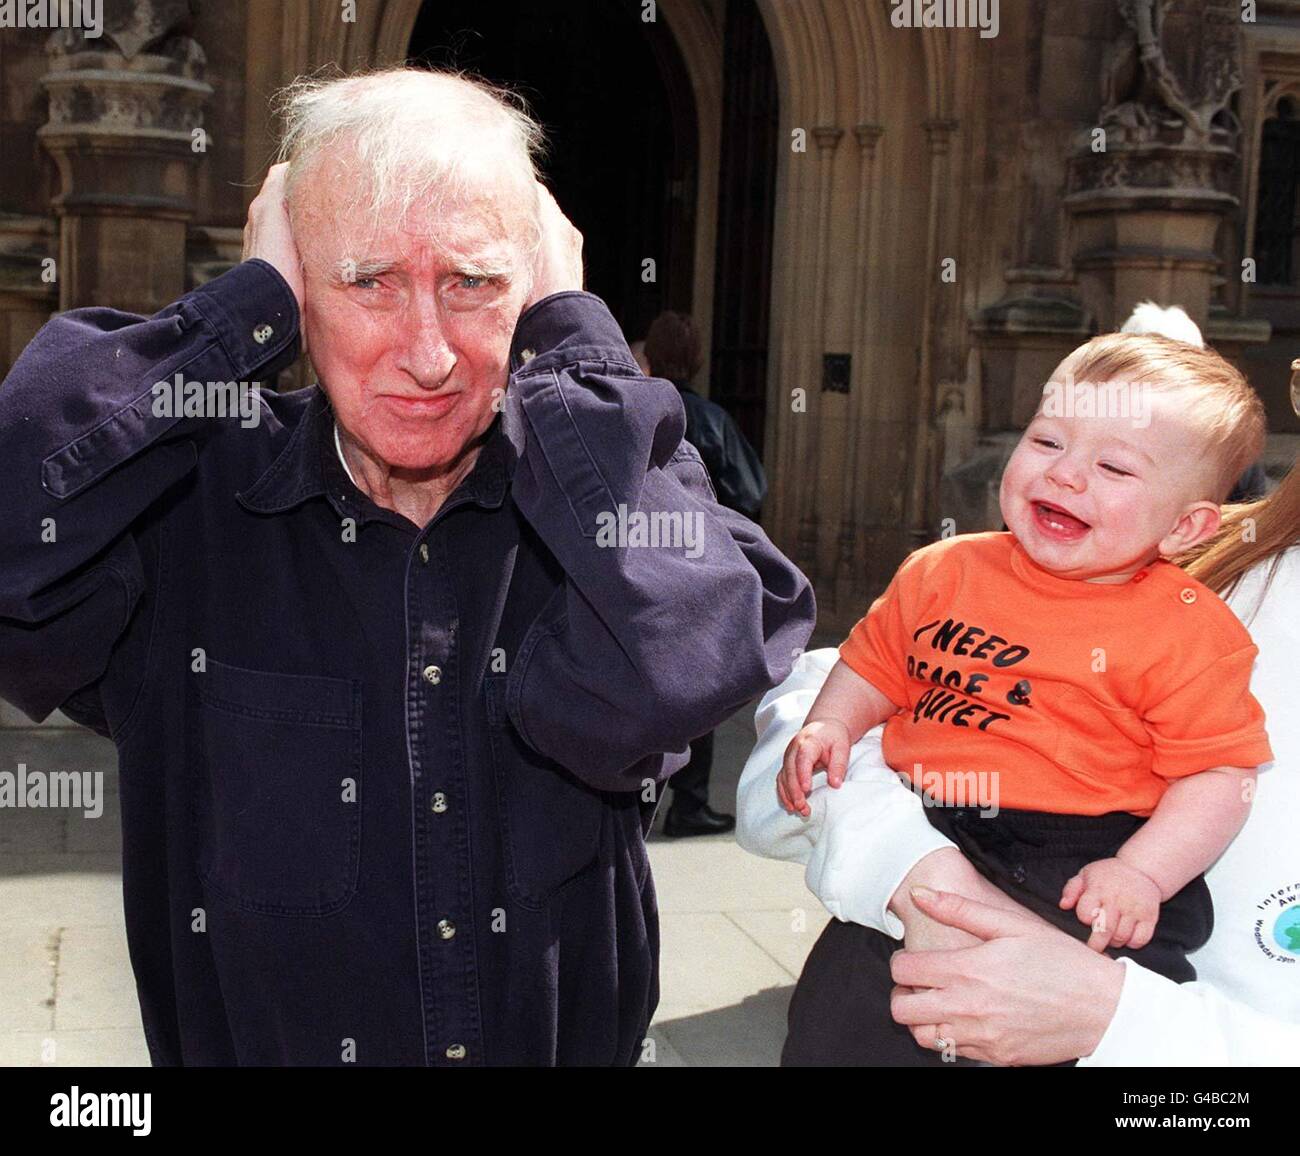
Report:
839,532,1274,817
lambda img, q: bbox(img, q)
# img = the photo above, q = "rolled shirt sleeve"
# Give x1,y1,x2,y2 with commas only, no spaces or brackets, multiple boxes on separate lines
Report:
1144,648,1275,780
837,554,919,709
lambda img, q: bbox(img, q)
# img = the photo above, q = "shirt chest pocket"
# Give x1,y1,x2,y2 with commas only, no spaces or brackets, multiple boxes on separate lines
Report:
1050,684,1148,775
484,674,604,909
193,658,362,916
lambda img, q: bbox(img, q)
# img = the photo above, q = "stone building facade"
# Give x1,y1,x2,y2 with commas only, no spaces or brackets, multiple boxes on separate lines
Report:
1,1,1297,733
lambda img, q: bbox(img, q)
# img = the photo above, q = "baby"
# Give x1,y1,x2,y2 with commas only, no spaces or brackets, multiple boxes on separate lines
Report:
778,325,1274,1062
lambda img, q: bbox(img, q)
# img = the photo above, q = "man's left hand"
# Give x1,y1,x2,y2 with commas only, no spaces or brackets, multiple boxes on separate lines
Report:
523,183,584,312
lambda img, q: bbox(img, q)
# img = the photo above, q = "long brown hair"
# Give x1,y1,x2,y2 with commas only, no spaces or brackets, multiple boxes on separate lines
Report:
1177,359,1300,614
1179,466,1300,608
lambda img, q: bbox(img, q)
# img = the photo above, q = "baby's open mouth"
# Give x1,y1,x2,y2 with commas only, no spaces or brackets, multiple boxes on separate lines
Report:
1033,500,1091,537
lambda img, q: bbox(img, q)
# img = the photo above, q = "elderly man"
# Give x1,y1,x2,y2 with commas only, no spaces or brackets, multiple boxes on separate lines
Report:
0,69,814,1066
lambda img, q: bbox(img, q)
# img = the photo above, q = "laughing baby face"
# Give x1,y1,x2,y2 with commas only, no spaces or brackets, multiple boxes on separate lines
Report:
999,358,1224,584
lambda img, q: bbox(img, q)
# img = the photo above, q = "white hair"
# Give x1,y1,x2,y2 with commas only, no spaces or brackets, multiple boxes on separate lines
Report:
1119,301,1205,347
274,67,545,256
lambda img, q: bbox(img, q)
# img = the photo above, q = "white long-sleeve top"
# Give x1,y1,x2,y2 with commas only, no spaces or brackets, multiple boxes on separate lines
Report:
736,547,1300,1066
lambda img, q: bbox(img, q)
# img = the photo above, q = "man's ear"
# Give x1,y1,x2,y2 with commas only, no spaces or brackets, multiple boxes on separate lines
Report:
1158,501,1221,558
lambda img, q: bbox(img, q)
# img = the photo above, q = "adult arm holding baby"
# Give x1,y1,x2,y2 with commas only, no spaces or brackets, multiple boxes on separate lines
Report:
769,654,1062,957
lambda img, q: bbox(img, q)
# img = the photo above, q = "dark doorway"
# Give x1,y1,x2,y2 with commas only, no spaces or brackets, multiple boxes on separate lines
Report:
1246,93,1300,434
710,0,778,459
408,2,697,342
1254,95,1300,288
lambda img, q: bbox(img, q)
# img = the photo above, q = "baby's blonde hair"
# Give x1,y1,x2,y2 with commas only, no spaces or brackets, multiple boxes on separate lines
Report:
1056,332,1266,503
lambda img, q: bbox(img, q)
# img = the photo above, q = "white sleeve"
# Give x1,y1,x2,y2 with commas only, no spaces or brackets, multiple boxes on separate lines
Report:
735,648,956,938
1078,957,1300,1066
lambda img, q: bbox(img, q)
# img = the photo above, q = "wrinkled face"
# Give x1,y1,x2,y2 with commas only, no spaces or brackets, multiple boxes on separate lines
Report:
292,155,533,474
999,365,1216,583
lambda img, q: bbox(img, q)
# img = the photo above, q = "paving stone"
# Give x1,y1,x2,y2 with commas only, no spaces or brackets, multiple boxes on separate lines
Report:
54,924,143,1032
0,1028,148,1067
0,925,57,1032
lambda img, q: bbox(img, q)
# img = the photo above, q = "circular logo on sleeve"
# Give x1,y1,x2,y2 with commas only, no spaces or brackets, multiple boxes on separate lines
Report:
1254,886,1300,962
1273,907,1300,954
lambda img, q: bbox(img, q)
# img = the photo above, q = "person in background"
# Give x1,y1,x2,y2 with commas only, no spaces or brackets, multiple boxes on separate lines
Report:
631,339,651,377
643,310,768,837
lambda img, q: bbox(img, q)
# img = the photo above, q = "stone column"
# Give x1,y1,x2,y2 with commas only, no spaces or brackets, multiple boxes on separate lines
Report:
904,117,959,547
38,0,211,315
791,126,844,584
832,124,883,619
0,215,59,373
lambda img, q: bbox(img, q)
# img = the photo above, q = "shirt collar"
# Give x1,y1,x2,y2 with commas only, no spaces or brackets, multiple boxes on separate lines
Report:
238,385,513,525
333,420,359,487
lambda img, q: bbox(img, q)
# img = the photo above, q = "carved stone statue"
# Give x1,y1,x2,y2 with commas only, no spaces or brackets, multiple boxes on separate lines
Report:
1098,0,1240,147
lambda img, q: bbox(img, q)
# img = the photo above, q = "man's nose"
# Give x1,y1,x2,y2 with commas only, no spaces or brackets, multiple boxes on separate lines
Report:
395,296,456,388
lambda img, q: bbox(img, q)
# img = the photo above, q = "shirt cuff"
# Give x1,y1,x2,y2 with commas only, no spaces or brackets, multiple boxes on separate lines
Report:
805,763,958,938
188,258,301,381
1076,957,1179,1067
508,291,639,375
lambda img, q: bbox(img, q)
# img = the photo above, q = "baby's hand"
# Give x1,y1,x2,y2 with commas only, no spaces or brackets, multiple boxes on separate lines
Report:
777,720,851,817
1060,857,1162,952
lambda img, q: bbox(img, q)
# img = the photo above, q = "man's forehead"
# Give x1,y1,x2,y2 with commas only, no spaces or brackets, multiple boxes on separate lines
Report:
322,208,518,261
295,168,525,268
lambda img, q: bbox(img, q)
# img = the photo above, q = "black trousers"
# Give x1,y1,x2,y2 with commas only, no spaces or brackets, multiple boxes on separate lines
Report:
782,804,1214,1066
668,730,714,810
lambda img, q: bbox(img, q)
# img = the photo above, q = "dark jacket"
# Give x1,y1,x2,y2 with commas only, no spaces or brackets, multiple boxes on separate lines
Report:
0,260,815,1065
674,383,767,518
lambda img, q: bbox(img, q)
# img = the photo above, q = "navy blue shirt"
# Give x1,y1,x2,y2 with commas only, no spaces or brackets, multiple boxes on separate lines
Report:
0,260,815,1065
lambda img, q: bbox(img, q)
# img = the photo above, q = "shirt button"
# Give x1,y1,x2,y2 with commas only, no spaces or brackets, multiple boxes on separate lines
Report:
423,664,442,685
252,323,274,344
419,543,429,564
445,1044,466,1061
1179,587,1197,604
437,919,456,940
431,792,448,814
1011,864,1027,885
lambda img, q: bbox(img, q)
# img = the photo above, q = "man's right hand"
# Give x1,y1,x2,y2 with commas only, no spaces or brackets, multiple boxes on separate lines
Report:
241,163,307,352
